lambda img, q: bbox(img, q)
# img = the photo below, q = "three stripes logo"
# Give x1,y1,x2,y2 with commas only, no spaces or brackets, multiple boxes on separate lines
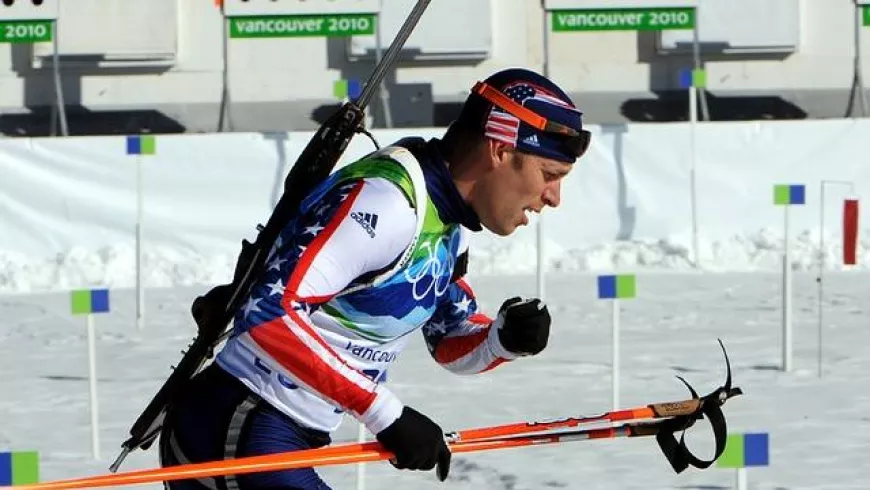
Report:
522,134,540,147
350,212,378,238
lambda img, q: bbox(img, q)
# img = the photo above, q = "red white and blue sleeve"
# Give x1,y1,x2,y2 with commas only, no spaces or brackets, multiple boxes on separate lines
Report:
238,177,416,435
421,264,520,375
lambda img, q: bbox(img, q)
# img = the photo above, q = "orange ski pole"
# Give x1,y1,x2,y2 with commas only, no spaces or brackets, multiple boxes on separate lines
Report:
453,339,740,443
449,396,701,442
4,341,741,490
1,422,662,490
0,398,698,490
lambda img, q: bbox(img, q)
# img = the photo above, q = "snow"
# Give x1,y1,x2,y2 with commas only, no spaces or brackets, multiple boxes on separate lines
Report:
2,225,869,295
1,271,869,489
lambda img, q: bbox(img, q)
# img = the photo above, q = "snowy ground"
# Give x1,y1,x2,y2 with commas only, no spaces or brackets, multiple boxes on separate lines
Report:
3,227,870,295
1,271,869,490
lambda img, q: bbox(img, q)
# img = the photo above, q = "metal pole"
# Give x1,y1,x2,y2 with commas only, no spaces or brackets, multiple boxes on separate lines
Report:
536,219,546,300
816,180,857,377
818,182,825,378
782,206,792,372
537,7,550,300
692,16,710,121
856,1,868,116
87,314,101,460
542,8,550,78
689,86,700,268
136,156,144,331
375,4,393,128
736,468,748,490
689,11,703,267
218,5,232,131
356,424,366,490
612,299,620,411
51,20,68,136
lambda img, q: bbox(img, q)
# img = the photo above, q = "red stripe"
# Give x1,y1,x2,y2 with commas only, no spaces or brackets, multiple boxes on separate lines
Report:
480,357,507,373
434,329,489,364
486,124,519,135
468,313,491,325
283,181,365,308
286,307,349,361
485,133,519,146
487,121,520,131
485,126,518,139
486,118,520,128
249,313,378,415
455,278,475,298
294,293,333,304
590,428,616,440
488,114,520,126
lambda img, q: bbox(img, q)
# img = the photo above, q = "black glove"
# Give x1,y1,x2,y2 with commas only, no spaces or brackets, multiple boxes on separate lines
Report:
494,297,551,356
376,406,451,481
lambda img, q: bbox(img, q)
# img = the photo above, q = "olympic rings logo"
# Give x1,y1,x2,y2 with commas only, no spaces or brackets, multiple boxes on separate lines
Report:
404,228,461,301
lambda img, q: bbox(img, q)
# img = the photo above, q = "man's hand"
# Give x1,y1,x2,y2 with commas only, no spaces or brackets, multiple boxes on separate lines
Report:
376,406,451,481
493,297,551,356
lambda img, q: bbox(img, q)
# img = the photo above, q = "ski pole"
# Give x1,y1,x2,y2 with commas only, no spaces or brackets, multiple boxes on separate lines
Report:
449,396,701,442
454,339,741,444
0,419,674,490
4,378,742,490
22,341,735,490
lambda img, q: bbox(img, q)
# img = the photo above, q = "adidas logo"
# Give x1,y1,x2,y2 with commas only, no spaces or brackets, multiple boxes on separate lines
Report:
522,134,540,147
350,212,378,238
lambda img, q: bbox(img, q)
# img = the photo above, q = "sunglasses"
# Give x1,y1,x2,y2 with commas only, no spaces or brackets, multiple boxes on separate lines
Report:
472,81,592,160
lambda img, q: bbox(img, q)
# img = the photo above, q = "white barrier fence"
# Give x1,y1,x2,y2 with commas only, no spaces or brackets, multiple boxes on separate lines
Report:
2,118,869,294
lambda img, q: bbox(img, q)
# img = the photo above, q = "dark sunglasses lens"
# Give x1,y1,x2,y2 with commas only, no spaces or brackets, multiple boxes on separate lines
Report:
562,130,592,158
577,130,591,157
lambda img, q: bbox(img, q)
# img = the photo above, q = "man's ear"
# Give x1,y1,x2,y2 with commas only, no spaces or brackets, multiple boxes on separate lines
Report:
488,139,512,170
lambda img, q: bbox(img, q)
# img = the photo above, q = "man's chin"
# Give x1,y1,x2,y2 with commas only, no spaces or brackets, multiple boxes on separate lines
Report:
482,221,516,237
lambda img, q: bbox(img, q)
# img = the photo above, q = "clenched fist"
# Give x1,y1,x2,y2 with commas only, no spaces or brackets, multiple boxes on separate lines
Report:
492,297,551,356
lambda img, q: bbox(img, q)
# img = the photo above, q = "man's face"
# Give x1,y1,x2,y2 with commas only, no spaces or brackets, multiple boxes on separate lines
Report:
472,141,573,236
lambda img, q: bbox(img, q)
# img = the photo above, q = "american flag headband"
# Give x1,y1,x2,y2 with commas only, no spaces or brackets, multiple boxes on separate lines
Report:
472,81,592,159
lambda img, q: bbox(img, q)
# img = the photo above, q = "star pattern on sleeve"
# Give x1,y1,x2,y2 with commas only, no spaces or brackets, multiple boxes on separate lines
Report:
423,318,449,336
235,180,361,331
242,296,262,319
422,278,481,346
266,279,285,297
454,296,472,314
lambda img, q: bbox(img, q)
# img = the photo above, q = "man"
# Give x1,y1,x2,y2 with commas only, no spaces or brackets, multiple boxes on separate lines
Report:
159,67,592,489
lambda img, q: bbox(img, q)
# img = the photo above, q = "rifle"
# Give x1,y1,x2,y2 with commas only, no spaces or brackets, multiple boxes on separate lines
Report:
109,0,434,473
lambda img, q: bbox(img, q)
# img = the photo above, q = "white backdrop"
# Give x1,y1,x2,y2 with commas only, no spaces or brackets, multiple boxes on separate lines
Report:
2,118,869,292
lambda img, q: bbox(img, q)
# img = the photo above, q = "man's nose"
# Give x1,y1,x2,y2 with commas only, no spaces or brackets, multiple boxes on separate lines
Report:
543,182,561,208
